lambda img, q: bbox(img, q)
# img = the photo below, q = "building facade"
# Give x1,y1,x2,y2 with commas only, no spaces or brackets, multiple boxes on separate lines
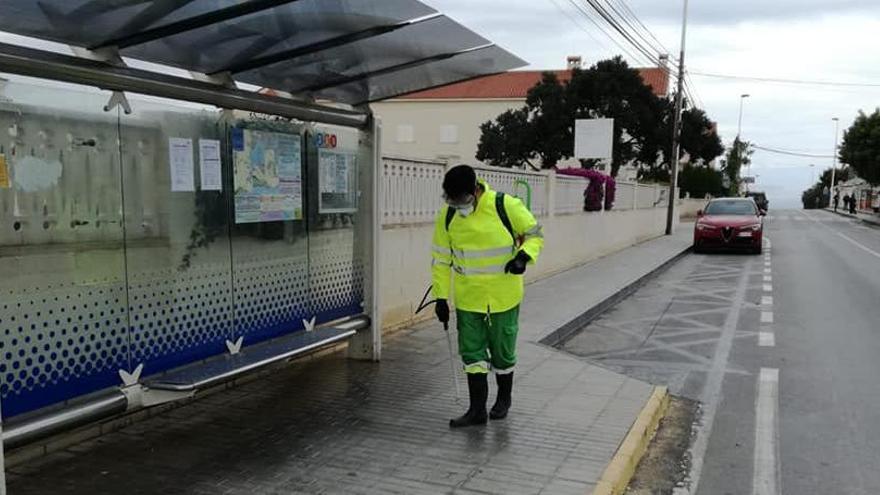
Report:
371,65,670,173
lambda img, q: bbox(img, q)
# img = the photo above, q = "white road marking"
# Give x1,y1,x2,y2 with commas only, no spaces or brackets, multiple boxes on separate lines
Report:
761,296,773,306
759,331,775,347
763,275,773,283
763,284,772,292
673,259,754,495
761,311,774,323
764,268,772,274
837,233,880,260
764,261,771,267
753,368,781,495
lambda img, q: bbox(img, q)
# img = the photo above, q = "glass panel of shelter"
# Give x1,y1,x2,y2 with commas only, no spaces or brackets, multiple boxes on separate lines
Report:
0,75,131,417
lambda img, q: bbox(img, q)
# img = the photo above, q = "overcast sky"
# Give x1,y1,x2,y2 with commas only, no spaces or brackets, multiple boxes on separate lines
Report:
431,0,880,208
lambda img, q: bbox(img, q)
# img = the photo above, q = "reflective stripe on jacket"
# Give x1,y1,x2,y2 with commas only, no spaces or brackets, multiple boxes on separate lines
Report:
431,180,544,313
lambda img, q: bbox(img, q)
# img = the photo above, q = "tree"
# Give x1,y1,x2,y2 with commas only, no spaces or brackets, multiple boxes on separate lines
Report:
476,57,674,176
525,72,569,168
565,57,665,176
642,99,725,181
679,107,724,166
678,164,724,199
839,109,880,185
475,108,536,169
819,166,851,189
723,139,753,196
802,183,826,209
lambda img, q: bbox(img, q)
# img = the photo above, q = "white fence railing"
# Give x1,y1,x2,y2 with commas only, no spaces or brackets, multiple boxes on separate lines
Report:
382,156,446,226
381,156,678,225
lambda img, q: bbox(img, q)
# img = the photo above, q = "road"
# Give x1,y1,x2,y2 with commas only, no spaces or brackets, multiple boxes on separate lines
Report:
562,208,880,495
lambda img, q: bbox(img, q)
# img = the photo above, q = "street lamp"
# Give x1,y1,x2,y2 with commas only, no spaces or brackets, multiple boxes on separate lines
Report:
737,94,750,138
830,117,840,208
737,94,751,191
810,163,815,185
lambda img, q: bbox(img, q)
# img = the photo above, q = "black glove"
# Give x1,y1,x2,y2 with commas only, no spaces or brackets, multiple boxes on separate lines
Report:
505,251,531,275
435,299,449,324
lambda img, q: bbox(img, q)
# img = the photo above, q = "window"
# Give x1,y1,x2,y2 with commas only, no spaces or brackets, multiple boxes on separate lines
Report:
396,124,414,143
439,124,458,144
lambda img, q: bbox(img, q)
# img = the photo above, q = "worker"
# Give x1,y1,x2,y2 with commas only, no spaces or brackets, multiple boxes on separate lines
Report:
431,165,544,428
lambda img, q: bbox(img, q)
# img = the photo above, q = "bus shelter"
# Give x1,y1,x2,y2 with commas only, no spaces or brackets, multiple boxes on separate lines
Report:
0,0,524,484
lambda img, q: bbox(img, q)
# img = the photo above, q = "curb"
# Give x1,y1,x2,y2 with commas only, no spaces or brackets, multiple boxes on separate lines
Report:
539,246,691,348
824,208,880,228
591,386,671,495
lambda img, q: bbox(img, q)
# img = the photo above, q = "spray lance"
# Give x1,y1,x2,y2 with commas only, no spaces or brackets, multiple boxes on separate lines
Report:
415,285,462,404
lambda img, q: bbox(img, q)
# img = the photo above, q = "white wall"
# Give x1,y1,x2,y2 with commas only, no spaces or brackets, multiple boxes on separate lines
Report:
377,156,683,331
380,206,677,331
679,198,708,219
372,99,522,164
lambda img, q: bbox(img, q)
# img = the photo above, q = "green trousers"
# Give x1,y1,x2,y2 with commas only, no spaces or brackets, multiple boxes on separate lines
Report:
456,306,519,374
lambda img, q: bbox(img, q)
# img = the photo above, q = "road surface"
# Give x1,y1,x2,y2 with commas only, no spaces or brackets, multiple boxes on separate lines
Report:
563,208,880,495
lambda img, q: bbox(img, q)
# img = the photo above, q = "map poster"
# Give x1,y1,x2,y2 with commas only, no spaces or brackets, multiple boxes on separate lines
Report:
232,128,303,224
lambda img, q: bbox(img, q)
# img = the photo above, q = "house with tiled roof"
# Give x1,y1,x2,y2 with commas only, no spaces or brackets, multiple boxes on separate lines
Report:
371,58,670,174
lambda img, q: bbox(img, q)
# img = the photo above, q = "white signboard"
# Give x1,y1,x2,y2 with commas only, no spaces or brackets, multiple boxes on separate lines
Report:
574,118,614,160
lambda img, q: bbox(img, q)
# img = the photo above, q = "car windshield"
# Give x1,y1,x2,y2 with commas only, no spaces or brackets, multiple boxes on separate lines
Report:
704,200,756,216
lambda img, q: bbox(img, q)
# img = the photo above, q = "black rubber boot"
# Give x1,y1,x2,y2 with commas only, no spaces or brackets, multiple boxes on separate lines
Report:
450,373,489,428
490,372,513,420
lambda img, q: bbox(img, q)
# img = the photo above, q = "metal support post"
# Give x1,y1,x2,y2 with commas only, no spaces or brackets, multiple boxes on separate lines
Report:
666,0,690,235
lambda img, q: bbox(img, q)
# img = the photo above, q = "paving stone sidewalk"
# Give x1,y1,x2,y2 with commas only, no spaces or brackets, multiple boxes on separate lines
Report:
826,207,880,227
6,229,692,495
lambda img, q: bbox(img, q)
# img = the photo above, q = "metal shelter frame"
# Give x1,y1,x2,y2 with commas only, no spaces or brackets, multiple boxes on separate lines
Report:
0,2,526,489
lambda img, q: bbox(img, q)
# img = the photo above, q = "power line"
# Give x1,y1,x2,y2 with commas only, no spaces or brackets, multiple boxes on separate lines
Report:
752,144,835,158
561,0,649,66
579,0,661,65
599,0,666,61
547,0,616,55
690,70,880,88
611,0,671,55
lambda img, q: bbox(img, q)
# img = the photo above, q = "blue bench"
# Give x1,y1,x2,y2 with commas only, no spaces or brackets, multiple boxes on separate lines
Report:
146,316,370,392
3,316,370,449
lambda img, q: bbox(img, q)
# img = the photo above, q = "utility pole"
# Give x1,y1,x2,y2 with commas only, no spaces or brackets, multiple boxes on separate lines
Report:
666,0,689,235
830,117,840,207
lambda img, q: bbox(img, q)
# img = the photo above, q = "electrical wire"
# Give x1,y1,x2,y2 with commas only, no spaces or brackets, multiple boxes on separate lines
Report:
562,0,649,66
580,0,661,65
690,70,880,88
752,144,835,159
548,0,617,57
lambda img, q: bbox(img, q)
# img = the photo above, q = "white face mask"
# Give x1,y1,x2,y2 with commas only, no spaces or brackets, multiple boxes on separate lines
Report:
456,205,475,217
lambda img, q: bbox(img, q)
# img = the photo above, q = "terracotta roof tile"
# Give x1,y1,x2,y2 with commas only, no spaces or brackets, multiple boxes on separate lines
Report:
397,68,669,99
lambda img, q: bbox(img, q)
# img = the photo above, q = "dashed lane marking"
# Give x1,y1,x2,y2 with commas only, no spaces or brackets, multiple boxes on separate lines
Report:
759,332,775,347
753,368,781,495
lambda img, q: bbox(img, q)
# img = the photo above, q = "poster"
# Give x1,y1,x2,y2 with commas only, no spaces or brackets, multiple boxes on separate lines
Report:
319,150,351,194
0,154,9,189
318,148,357,213
198,139,222,191
168,137,195,192
232,128,303,223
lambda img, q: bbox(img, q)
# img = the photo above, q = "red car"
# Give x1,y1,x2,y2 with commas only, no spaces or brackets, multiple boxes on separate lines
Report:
693,198,765,254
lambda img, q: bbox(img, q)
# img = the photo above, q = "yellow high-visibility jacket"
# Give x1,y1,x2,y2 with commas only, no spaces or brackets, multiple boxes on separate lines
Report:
431,180,544,313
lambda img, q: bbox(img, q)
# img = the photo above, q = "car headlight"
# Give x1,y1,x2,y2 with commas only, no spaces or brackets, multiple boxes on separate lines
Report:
696,223,717,231
744,223,762,231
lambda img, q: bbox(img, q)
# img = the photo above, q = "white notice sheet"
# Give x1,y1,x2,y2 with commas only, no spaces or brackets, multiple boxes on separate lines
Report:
198,138,222,191
169,137,195,192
